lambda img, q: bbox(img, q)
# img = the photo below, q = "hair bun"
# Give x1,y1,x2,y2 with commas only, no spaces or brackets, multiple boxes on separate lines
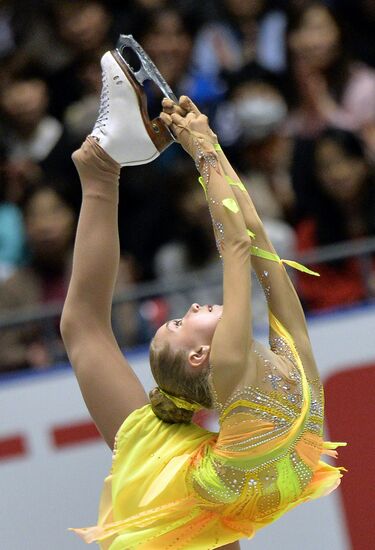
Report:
149,387,194,424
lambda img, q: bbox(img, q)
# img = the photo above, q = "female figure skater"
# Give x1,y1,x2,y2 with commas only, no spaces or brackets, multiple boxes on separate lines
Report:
61,48,346,549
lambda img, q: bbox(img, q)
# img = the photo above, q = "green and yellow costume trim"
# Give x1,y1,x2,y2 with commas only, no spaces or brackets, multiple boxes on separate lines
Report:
159,389,203,413
71,311,346,549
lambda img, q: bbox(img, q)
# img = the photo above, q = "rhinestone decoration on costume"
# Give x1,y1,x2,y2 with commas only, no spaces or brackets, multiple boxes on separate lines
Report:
189,322,325,519
258,270,271,300
185,135,329,522
194,138,226,256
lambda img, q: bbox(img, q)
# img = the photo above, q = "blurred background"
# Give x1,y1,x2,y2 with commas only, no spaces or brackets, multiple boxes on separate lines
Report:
0,1,374,548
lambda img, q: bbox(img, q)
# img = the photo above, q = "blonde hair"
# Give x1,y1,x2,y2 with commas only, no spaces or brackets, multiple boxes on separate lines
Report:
149,338,213,424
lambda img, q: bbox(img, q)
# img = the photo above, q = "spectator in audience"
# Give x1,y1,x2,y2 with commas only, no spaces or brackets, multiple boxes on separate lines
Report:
132,0,218,24
114,5,226,286
296,128,375,311
286,2,375,138
217,72,295,222
0,177,142,371
117,158,174,282
332,0,375,69
0,145,25,281
362,121,375,166
138,6,225,118
108,0,219,30
0,0,51,78
192,0,288,81
213,69,297,275
0,199,25,281
113,0,194,37
0,181,76,371
153,163,224,321
0,72,75,185
0,0,17,60
224,72,297,322
63,52,103,145
45,0,113,119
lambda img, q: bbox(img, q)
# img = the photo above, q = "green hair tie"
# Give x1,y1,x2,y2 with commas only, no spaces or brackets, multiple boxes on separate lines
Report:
159,388,203,412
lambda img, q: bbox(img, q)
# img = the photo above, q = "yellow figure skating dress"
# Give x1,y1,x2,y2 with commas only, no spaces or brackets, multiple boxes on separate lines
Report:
72,312,346,549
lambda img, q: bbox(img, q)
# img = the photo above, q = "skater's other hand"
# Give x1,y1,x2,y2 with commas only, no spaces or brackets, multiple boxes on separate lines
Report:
160,96,217,159
162,97,186,117
162,95,202,118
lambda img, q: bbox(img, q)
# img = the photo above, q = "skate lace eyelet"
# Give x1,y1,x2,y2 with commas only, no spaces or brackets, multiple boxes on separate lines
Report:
93,70,110,131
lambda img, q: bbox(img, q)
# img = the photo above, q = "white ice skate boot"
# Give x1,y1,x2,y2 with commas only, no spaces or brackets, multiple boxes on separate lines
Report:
91,35,176,166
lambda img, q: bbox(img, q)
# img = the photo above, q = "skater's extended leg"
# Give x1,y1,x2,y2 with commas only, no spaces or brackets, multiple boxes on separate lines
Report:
61,138,148,449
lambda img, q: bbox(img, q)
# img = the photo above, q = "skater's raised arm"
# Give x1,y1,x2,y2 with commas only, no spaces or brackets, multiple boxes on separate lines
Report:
211,138,319,380
60,139,148,448
162,96,319,382
161,98,253,402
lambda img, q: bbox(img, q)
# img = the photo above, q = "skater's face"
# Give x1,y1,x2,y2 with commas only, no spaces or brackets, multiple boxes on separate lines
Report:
155,303,222,362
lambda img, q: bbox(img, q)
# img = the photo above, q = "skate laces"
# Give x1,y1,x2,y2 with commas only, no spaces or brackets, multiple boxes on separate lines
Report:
93,70,110,131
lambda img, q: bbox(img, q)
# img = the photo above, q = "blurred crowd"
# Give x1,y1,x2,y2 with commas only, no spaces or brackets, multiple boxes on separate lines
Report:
0,0,375,372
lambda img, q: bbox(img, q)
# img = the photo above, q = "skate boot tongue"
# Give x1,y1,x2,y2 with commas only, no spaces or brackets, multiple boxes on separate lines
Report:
115,34,178,103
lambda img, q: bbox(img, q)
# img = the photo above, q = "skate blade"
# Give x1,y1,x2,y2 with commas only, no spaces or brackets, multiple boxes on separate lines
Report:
116,34,178,103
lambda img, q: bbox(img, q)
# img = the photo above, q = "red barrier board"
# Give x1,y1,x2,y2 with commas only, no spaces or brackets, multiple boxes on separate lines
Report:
51,420,101,448
325,363,375,550
0,435,27,460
